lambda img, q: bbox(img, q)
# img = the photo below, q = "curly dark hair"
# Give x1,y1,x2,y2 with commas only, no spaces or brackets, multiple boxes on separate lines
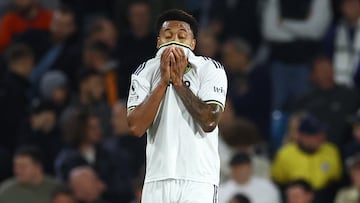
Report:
156,9,198,39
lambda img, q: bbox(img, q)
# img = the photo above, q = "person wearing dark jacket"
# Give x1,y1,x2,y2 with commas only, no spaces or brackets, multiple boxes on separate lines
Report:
117,1,157,98
221,38,271,140
0,44,34,154
296,56,360,145
17,99,63,175
15,5,81,92
56,109,132,203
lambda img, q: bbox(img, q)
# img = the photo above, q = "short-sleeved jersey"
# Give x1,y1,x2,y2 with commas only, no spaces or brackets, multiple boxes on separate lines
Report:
127,42,228,186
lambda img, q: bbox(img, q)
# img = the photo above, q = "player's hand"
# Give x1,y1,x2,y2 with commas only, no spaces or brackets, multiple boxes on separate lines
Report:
160,47,172,86
170,47,188,87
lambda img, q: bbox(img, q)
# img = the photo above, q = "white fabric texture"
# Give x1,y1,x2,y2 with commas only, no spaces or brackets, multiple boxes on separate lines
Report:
334,19,360,87
142,179,218,203
262,0,332,42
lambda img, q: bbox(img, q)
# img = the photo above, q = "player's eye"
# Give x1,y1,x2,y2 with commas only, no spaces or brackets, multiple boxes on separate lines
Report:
178,33,187,39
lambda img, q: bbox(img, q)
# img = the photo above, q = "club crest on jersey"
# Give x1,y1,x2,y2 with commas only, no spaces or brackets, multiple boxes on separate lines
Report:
321,162,330,172
130,80,139,95
184,63,192,74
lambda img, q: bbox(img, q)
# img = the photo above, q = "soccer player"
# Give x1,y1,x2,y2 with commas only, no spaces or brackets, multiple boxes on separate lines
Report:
127,9,228,203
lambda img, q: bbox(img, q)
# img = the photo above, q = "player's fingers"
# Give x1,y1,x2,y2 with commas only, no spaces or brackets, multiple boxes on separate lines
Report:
166,48,175,61
169,52,176,68
170,52,175,63
172,47,178,59
174,48,185,62
161,47,171,60
175,47,185,58
173,47,181,58
160,50,167,62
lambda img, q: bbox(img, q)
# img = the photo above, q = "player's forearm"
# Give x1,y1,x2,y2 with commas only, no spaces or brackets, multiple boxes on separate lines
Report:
173,83,221,132
127,82,168,137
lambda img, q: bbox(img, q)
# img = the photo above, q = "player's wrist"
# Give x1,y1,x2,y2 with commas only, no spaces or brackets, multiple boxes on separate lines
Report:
173,79,186,89
159,79,170,88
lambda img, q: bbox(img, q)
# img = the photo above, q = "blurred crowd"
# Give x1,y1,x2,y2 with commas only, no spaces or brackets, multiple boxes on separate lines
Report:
0,0,360,203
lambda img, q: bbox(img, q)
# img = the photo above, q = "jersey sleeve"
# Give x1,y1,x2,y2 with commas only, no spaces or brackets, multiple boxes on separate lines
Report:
197,60,228,111
127,73,151,111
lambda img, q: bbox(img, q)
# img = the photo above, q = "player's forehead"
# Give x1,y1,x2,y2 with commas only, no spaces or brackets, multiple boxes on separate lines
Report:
161,20,192,33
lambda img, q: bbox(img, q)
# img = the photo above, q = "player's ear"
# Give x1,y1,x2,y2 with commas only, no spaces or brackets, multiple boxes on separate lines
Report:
190,39,196,50
156,37,160,48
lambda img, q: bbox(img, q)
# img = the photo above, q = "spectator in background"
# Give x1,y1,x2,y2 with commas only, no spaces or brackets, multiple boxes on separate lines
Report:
0,0,53,53
272,114,342,203
103,101,145,202
83,41,119,106
17,6,81,93
0,44,34,154
262,0,332,150
205,0,261,50
17,99,63,175
105,101,145,178
221,38,271,140
56,109,126,203
86,18,118,56
296,55,359,145
0,0,59,16
218,152,280,203
55,110,107,181
118,0,157,98
230,194,251,203
51,185,76,203
283,112,306,143
219,118,271,183
195,29,220,60
61,69,112,137
324,0,360,89
286,180,314,203
0,146,59,203
335,154,360,203
345,111,360,159
61,0,115,27
39,70,69,116
69,167,108,203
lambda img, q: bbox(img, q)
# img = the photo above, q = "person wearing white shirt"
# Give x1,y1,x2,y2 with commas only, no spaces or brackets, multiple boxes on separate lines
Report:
219,153,280,203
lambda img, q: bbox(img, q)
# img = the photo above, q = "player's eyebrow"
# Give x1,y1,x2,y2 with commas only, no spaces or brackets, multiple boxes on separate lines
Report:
163,28,188,32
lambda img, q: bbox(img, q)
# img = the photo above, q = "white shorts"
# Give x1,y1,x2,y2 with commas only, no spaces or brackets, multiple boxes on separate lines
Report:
141,179,218,203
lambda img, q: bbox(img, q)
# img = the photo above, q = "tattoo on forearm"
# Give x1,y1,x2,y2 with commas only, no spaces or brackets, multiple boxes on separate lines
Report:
174,84,221,131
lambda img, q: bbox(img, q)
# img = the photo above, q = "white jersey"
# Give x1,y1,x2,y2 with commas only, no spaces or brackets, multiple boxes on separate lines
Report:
127,42,228,186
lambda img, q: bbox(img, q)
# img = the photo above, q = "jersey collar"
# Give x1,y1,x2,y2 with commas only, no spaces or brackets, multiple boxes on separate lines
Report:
156,41,195,58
